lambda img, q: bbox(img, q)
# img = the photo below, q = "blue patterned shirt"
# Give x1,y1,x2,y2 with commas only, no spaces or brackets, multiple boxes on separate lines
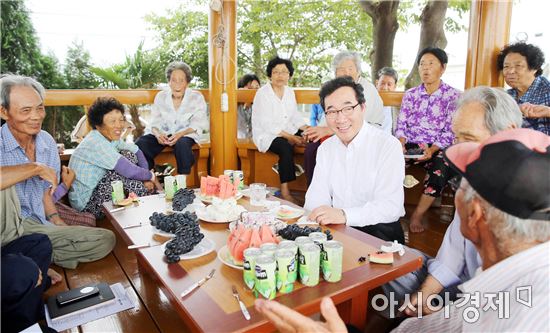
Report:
507,75,550,135
68,130,138,211
0,124,59,224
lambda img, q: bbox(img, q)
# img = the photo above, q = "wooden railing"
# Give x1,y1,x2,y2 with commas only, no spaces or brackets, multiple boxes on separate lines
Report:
44,89,404,108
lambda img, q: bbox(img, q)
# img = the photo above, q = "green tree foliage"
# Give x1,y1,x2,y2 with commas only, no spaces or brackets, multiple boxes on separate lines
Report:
145,1,372,88
64,40,99,89
238,0,372,87
92,41,164,89
0,0,65,88
44,41,100,148
92,42,165,137
145,3,209,87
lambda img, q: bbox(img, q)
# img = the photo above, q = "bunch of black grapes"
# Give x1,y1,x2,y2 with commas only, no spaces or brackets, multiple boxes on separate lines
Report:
278,224,333,241
150,211,197,234
149,211,204,263
172,188,196,211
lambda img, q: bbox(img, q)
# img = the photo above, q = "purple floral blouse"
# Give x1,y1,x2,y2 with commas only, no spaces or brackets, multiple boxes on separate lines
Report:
395,81,461,148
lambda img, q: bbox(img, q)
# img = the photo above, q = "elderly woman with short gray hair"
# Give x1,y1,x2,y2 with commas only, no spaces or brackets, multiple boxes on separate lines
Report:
136,61,209,176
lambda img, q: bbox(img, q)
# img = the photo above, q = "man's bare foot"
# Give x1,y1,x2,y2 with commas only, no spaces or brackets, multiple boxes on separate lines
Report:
409,213,425,233
47,268,63,285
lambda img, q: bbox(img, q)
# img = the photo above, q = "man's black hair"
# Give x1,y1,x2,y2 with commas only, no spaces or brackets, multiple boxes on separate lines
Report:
319,76,365,111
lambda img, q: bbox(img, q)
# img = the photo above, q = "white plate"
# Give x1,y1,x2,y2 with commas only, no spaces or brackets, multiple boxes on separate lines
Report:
196,207,244,223
271,205,304,220
217,245,243,270
195,190,243,204
153,228,176,238
162,237,216,260
404,154,424,159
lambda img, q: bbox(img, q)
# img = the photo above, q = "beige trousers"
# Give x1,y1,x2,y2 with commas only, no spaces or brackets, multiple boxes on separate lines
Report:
1,186,116,269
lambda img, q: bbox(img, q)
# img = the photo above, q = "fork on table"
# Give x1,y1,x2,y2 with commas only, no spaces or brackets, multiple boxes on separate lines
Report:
231,285,251,320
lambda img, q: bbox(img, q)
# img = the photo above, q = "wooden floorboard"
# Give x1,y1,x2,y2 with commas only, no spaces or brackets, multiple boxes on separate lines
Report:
64,252,160,333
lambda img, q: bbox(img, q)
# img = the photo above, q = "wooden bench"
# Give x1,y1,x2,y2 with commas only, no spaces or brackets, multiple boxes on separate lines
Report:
236,139,307,192
59,144,210,189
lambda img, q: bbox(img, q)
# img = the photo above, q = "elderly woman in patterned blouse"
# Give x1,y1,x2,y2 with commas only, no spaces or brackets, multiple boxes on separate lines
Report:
69,97,157,218
136,61,209,176
395,47,461,233
497,42,550,135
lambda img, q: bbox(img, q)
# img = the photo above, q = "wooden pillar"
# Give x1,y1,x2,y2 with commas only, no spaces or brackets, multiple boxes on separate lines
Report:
209,0,238,177
464,0,513,89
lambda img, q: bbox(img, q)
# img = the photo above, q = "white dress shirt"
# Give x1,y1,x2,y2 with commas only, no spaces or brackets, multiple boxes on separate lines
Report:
393,241,550,332
146,88,209,142
304,122,405,227
251,83,306,152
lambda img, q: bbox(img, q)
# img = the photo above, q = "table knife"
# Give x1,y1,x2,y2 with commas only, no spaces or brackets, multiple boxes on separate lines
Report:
180,269,216,298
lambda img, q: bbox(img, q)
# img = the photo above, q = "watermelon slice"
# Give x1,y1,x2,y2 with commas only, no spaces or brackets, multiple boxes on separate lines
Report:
200,176,207,195
260,224,278,244
249,227,263,249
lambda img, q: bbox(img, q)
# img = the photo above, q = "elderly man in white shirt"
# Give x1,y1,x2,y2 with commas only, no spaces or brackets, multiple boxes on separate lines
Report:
251,56,309,203
304,76,405,243
254,128,550,333
303,51,385,185
136,61,208,176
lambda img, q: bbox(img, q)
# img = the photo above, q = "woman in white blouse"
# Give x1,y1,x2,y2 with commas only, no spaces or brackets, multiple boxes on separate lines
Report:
136,61,209,175
252,56,309,203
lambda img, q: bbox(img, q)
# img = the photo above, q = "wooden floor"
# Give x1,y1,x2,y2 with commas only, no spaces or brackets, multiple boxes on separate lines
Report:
42,195,450,333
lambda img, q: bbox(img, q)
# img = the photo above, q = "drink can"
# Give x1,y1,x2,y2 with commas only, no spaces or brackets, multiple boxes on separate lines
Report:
309,232,327,250
321,240,343,283
164,176,176,199
298,243,320,287
278,240,298,260
232,170,244,190
223,170,234,183
309,232,327,269
260,243,278,258
111,180,124,204
275,249,296,293
254,254,276,300
294,236,314,252
243,247,262,290
175,175,186,190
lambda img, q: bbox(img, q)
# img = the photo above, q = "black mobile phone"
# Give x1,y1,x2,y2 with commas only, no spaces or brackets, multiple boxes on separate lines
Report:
56,285,100,305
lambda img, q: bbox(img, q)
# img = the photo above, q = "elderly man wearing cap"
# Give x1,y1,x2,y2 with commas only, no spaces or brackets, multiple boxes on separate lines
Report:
392,86,525,316
254,127,550,332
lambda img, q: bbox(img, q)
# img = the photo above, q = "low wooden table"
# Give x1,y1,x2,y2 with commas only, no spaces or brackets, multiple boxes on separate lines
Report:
103,194,421,332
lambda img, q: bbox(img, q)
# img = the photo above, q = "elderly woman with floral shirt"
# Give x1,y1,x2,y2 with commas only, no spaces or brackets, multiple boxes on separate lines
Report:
497,42,550,135
395,47,461,233
136,61,209,176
